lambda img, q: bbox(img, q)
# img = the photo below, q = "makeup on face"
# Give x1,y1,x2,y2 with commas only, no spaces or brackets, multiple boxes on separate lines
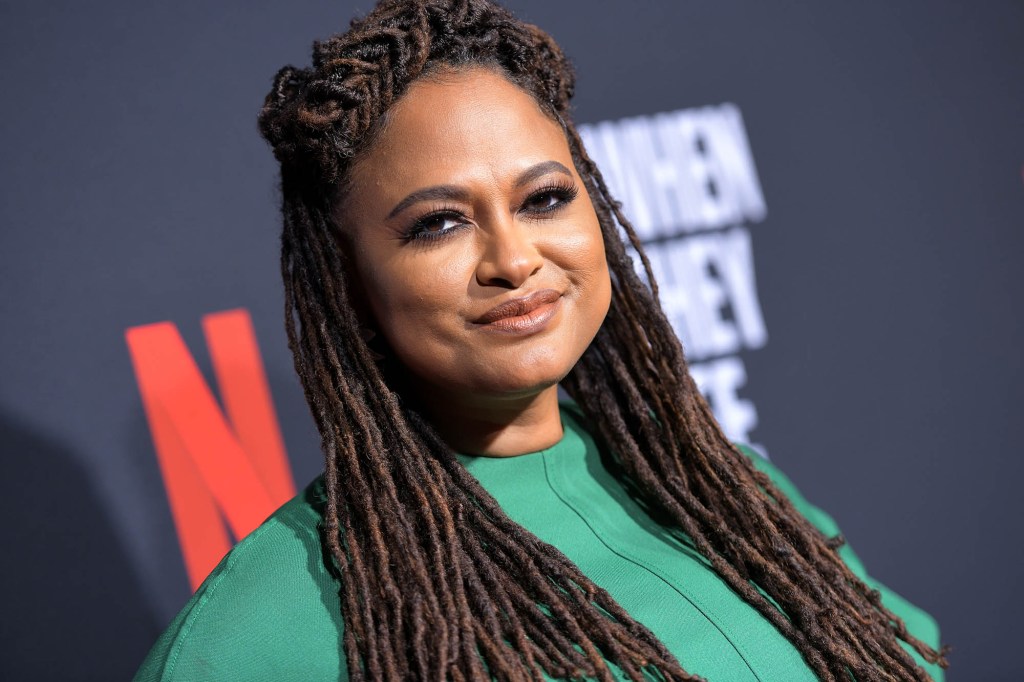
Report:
339,67,612,404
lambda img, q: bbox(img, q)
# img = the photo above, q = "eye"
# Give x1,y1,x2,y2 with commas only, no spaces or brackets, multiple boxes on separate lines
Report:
521,182,579,216
405,210,468,243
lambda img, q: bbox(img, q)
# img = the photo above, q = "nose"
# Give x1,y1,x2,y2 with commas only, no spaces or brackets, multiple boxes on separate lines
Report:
474,217,544,289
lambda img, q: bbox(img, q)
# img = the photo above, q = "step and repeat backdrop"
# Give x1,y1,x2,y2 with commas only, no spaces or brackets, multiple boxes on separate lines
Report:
2,1,1021,679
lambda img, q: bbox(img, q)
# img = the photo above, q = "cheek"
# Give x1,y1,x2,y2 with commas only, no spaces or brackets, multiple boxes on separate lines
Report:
574,218,613,334
358,249,471,356
556,212,612,303
541,212,612,359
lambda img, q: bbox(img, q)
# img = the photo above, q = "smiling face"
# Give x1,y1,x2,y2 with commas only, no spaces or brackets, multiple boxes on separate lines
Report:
337,66,611,407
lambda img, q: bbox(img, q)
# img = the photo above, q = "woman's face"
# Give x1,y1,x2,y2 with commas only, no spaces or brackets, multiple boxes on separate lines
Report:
338,67,611,405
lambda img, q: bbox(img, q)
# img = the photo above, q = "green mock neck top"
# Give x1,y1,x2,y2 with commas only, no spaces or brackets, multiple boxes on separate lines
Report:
134,403,943,681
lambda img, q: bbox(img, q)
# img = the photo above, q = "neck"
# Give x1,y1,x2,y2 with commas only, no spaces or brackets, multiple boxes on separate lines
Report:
413,384,564,457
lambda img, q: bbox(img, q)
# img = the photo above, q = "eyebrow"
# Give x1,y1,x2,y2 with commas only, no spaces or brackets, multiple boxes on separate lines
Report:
386,160,574,220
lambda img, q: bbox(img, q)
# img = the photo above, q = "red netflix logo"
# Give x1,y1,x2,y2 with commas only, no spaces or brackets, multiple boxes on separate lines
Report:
125,309,295,590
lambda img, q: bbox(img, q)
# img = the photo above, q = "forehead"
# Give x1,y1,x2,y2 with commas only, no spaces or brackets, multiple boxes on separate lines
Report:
347,67,572,200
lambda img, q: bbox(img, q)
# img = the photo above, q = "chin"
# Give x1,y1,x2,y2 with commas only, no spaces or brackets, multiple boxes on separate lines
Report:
478,358,575,397
398,341,584,401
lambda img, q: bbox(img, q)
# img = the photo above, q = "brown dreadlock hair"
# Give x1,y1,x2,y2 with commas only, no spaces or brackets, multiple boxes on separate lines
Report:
257,0,949,679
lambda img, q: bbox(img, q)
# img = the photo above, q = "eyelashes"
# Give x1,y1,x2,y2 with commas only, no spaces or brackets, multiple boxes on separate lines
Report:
520,181,580,216
403,210,467,244
403,181,580,244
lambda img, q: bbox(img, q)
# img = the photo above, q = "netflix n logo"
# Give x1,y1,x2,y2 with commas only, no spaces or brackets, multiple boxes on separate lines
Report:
125,309,296,590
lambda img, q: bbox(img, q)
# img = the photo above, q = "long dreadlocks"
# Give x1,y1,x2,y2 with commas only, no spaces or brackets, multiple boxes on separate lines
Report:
257,1,949,679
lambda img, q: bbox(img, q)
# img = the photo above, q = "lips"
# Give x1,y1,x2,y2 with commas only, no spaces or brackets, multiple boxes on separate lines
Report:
475,289,562,325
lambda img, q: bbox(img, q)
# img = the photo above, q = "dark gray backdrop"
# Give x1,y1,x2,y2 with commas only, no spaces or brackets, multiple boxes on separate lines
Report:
2,1,1021,679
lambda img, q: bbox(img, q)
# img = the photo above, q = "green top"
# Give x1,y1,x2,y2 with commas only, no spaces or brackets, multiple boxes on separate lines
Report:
134,403,943,681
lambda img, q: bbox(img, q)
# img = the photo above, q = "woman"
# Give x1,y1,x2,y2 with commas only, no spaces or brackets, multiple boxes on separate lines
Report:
135,0,948,680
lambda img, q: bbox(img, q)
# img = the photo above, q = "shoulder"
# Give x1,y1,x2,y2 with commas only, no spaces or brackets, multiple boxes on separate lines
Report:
733,443,944,679
134,476,347,682
733,444,849,543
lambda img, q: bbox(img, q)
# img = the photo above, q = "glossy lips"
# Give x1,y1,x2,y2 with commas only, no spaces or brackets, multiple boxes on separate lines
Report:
474,289,562,334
